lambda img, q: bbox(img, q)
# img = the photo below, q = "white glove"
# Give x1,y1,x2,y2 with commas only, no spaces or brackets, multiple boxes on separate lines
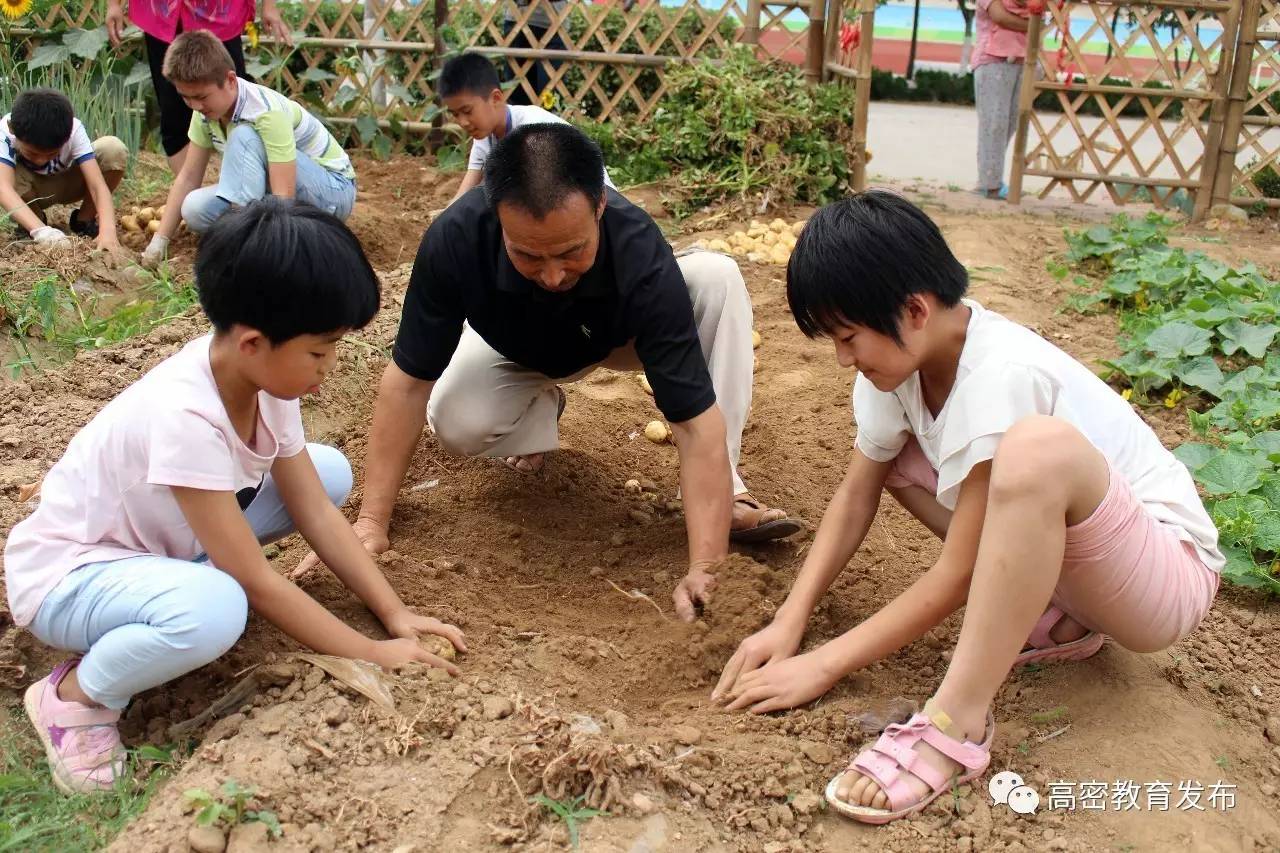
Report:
142,234,170,266
31,225,70,245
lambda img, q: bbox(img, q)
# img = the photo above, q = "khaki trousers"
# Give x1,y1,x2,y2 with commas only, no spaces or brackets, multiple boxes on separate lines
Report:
13,136,129,210
426,250,754,494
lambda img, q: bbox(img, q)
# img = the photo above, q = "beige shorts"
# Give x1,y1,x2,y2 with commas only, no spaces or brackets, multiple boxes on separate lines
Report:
13,136,129,210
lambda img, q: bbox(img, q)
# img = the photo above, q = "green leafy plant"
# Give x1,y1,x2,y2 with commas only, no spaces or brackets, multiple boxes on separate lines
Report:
184,780,282,839
1064,214,1280,593
581,47,855,216
531,794,606,850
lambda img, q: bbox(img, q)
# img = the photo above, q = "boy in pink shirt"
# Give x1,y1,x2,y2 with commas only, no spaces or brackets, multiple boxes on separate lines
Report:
6,198,463,794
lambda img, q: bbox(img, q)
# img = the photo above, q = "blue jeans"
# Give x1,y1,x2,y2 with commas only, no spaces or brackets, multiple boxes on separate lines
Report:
29,444,353,710
182,126,356,233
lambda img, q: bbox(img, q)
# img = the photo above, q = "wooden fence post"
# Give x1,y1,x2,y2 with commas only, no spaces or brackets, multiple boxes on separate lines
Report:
1007,11,1044,205
807,0,827,84
1194,0,1246,220
824,0,844,77
1212,0,1261,210
743,0,763,47
851,0,876,190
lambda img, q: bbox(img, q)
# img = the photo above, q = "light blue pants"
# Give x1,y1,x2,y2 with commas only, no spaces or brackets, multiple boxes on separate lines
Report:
182,125,357,233
29,444,353,710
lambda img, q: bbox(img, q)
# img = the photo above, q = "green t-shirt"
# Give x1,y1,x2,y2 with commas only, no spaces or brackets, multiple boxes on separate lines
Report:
189,78,354,180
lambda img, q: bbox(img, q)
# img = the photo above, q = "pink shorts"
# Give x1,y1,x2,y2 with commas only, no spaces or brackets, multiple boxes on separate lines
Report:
886,437,1219,653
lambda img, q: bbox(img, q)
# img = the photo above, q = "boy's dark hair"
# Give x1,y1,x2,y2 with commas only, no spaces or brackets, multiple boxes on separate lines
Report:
9,88,75,151
484,123,605,218
438,52,502,100
195,198,380,344
787,191,968,343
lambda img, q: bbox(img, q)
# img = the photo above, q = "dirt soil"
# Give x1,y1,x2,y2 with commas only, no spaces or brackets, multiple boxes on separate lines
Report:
2,159,1280,853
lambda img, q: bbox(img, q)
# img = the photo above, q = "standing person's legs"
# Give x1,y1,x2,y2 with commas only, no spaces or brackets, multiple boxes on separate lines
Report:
503,18,535,106
974,62,1017,195
1004,61,1023,147
146,32,250,174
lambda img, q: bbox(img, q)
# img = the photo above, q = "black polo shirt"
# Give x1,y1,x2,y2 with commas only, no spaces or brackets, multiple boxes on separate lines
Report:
392,188,717,424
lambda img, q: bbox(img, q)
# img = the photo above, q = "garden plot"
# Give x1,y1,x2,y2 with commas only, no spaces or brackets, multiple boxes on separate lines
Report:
1,164,1279,852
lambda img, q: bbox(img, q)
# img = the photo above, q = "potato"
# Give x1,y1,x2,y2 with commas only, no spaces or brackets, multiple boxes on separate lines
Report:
130,205,141,217
644,420,669,443
790,220,806,236
746,251,765,263
780,232,797,249
638,373,653,395
770,218,789,232
146,219,161,233
120,215,141,233
771,248,791,265
708,238,731,253
761,230,778,246
137,207,155,225
624,479,643,494
420,635,456,662
752,330,762,349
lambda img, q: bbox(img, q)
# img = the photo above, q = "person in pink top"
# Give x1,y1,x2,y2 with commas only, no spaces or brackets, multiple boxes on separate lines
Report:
6,199,464,795
971,0,1036,198
104,0,292,173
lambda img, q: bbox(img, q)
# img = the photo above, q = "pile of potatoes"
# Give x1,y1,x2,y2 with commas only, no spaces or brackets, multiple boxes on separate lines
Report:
704,218,806,266
119,205,166,236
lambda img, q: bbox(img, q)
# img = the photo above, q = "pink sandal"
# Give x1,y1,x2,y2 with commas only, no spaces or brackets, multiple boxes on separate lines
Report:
1014,605,1106,668
825,700,994,824
24,659,125,794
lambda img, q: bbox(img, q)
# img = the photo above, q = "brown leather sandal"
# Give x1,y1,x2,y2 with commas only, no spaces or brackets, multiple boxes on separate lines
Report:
729,495,803,543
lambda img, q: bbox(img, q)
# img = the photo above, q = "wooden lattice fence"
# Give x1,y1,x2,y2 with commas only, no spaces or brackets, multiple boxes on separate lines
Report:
14,0,817,125
1213,0,1280,208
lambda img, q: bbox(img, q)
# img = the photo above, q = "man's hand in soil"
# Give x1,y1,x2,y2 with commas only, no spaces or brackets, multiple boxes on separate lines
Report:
381,608,467,658
711,617,805,704
673,566,716,622
291,516,389,580
714,647,839,714
367,637,459,674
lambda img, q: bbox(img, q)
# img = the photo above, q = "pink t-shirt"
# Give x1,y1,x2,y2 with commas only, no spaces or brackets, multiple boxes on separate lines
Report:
129,0,256,44
3,335,305,626
973,0,1029,68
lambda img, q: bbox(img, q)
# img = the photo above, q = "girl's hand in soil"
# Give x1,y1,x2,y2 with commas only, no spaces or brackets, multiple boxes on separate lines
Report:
291,516,390,580
382,608,467,656
368,637,459,674
673,568,717,622
711,617,805,704
717,648,839,713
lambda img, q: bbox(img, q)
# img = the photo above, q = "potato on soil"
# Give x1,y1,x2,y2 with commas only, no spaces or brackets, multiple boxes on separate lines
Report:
146,219,161,233
638,373,653,395
120,215,141,233
770,218,789,232
644,420,670,443
790,220,805,236
752,330,762,349
420,635,457,662
137,207,155,225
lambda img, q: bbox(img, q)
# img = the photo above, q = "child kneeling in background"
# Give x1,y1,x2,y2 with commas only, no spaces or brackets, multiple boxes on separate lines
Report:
5,198,463,795
0,87,126,250
711,191,1222,824
143,30,356,264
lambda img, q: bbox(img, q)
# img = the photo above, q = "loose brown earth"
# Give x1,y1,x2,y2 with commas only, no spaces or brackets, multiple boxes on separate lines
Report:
2,158,1280,852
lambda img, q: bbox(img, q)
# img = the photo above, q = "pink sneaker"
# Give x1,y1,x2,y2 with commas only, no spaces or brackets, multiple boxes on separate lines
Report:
23,659,125,793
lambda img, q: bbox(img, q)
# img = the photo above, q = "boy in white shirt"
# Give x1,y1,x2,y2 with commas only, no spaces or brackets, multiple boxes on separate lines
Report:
438,52,612,203
711,191,1222,825
7,198,463,795
0,88,126,250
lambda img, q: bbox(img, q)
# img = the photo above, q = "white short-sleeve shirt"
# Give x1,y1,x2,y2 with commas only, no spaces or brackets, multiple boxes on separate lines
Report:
852,299,1223,572
467,105,616,188
4,336,307,626
0,113,94,176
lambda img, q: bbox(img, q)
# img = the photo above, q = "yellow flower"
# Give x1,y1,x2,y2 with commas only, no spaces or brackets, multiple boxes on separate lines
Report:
1,0,33,21
1121,388,1133,401
540,88,557,111
1164,388,1187,409
244,20,259,49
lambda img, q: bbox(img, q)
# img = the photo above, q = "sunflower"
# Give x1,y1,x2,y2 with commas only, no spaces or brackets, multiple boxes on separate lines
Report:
1,0,33,21
540,88,558,111
244,19,259,49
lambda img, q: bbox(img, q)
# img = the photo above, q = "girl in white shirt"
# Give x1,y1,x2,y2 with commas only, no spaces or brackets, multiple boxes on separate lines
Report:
711,191,1222,825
